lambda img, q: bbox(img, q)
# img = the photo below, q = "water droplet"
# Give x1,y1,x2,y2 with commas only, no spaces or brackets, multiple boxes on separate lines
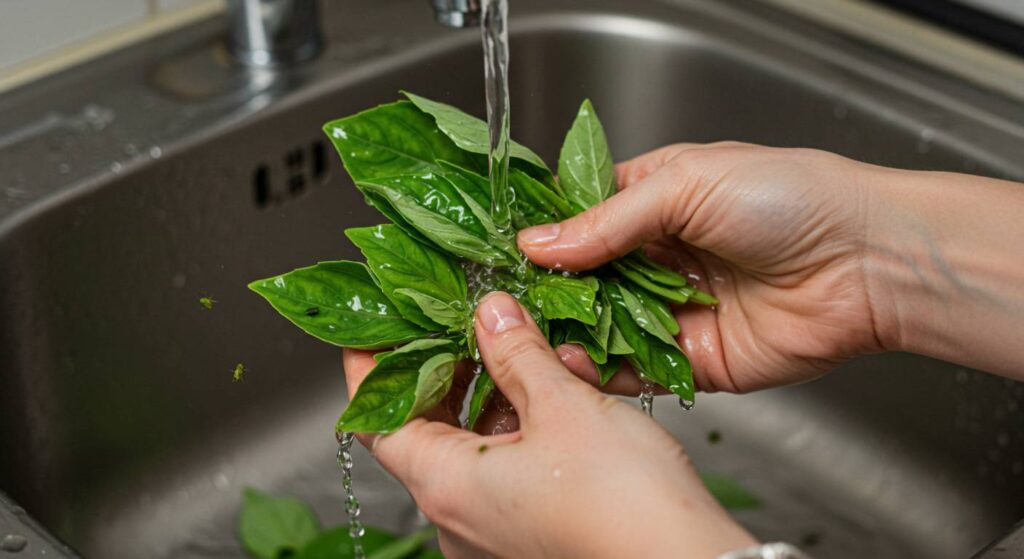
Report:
109,161,123,173
1,534,28,552
916,129,934,154
149,146,163,159
57,163,71,174
678,398,694,410
122,143,138,156
639,382,655,417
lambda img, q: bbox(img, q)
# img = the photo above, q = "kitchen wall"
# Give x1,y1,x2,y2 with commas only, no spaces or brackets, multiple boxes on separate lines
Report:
0,0,223,91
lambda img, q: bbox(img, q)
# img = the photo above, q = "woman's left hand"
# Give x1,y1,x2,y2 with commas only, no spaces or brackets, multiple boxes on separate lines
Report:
342,292,756,559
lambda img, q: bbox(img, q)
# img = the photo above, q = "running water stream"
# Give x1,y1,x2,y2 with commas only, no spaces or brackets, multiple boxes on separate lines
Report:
337,432,366,559
481,0,513,233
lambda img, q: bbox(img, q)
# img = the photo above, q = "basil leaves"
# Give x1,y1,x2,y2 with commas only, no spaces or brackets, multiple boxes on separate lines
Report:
251,93,717,434
239,488,441,559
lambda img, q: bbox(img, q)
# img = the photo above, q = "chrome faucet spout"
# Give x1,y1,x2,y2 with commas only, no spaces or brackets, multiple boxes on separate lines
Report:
431,0,481,28
226,0,322,67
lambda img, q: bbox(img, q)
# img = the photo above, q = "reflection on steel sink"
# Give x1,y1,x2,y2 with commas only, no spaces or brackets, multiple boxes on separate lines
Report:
1,0,1022,557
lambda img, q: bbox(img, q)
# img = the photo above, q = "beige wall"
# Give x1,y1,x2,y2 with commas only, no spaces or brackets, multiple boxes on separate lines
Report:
0,0,223,91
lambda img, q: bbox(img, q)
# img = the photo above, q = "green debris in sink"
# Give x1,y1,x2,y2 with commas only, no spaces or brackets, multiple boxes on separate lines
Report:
248,93,717,434
232,363,246,382
199,296,216,309
699,473,761,510
707,429,723,445
238,487,442,559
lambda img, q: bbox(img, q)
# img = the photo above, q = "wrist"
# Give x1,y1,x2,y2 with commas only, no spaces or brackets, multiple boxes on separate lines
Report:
860,164,1024,374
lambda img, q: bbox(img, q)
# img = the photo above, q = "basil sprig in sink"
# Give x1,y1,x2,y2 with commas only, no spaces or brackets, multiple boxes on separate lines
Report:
249,92,717,434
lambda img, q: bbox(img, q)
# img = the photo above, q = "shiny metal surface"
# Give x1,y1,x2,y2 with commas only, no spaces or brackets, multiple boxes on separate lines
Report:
0,1,1023,558
431,0,481,28
225,0,321,66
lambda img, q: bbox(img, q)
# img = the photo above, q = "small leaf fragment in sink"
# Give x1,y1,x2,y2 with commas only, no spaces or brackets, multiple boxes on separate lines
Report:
233,363,246,382
199,296,216,309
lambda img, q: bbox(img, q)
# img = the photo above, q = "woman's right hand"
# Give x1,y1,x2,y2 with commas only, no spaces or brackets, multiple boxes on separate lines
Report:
519,142,888,394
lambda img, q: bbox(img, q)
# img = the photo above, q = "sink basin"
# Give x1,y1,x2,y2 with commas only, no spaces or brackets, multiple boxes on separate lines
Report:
1,0,1022,557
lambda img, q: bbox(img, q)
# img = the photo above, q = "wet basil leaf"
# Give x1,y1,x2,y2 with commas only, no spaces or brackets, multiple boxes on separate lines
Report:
402,91,548,173
347,225,466,331
622,252,688,287
323,100,481,181
632,285,680,336
563,320,607,365
596,355,623,386
700,473,761,510
240,488,320,559
558,99,615,213
437,160,491,208
608,321,634,355
297,526,397,559
249,262,428,349
359,179,513,266
366,527,437,559
509,168,572,228
415,551,446,559
608,284,694,401
466,369,495,430
614,261,719,306
338,339,459,433
394,289,465,329
616,283,680,348
528,275,599,325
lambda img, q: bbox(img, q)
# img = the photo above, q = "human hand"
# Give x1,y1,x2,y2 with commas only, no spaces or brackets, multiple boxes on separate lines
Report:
520,142,886,393
342,292,756,559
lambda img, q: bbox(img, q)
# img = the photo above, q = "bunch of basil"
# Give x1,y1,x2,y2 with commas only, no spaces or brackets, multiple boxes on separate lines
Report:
249,92,716,434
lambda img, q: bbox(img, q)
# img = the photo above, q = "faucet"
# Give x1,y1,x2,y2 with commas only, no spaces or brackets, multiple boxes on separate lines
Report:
226,0,480,67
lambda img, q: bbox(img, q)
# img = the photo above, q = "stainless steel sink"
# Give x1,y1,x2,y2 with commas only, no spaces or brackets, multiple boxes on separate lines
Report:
1,1,1023,557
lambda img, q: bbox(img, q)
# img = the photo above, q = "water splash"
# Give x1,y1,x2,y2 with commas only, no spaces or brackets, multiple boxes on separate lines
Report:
337,432,366,559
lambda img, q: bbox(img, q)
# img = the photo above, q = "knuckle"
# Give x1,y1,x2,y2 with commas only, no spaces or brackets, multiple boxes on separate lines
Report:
491,333,549,373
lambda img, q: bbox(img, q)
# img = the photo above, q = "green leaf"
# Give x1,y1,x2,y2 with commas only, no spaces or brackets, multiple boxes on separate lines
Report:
632,285,680,336
323,100,481,181
608,284,694,401
366,527,437,559
558,99,615,213
239,488,320,559
467,369,495,430
509,168,572,228
700,473,761,510
402,91,549,173
563,320,607,365
297,526,397,559
249,261,428,349
622,252,687,287
607,322,634,355
359,178,513,266
347,225,467,331
394,289,465,329
616,283,680,348
527,275,599,325
437,160,491,208
415,551,446,559
338,339,459,433
614,262,720,306
596,355,623,386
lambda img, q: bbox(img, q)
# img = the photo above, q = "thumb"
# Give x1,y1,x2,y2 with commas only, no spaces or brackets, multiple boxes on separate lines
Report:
517,164,691,271
474,292,586,424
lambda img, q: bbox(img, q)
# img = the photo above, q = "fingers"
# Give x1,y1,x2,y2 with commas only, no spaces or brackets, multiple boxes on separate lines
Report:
555,344,669,396
474,292,586,422
615,143,697,190
518,161,696,271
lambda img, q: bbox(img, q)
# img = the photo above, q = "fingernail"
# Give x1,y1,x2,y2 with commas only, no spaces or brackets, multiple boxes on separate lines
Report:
478,292,525,334
518,223,560,246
